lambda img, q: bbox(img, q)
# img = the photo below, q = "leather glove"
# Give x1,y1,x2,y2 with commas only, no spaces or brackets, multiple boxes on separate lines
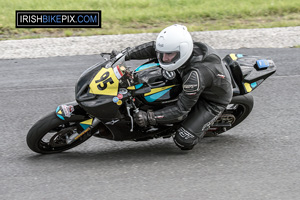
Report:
133,110,156,127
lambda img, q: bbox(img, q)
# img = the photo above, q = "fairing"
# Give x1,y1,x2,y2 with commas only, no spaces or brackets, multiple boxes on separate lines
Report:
75,57,130,119
223,54,276,94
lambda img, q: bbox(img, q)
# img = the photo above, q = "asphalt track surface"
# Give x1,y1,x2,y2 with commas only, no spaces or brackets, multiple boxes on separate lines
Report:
0,48,299,200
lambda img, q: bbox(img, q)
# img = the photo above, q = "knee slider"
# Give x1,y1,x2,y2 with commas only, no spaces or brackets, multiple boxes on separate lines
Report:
173,127,199,150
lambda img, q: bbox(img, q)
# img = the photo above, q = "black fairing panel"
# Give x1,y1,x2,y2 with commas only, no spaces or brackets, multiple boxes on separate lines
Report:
223,54,276,94
75,61,122,119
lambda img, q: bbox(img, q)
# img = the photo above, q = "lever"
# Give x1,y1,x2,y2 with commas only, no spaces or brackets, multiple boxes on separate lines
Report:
126,102,134,132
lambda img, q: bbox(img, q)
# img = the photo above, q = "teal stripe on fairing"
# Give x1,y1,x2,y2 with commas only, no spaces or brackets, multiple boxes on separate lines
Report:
135,63,159,72
135,83,143,89
57,115,65,120
80,124,90,130
144,88,171,102
56,106,65,120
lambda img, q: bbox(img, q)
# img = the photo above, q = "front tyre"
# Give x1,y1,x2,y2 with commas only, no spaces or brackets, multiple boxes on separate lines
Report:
26,112,92,154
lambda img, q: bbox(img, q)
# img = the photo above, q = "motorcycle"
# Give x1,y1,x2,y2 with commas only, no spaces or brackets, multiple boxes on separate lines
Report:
27,50,276,154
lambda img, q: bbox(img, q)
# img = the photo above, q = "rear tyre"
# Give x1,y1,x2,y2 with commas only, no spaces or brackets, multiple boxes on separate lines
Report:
229,93,254,129
205,93,254,136
26,112,92,154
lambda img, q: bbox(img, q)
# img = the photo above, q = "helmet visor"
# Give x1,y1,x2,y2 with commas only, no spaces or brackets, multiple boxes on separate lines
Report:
157,51,180,65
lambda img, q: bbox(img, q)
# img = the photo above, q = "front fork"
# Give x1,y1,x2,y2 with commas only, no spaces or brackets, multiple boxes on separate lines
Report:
66,118,101,144
55,101,101,144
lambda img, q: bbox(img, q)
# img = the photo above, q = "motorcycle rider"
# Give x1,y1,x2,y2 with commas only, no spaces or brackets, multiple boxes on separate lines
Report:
125,24,233,150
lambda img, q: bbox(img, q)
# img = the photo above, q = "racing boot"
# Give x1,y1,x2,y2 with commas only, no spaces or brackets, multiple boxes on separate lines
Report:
173,127,199,150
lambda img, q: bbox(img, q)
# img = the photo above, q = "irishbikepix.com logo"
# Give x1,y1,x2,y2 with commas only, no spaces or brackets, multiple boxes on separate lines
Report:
16,11,101,28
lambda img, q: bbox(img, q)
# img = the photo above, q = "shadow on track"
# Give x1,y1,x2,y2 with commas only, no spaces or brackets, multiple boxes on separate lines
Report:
24,133,250,165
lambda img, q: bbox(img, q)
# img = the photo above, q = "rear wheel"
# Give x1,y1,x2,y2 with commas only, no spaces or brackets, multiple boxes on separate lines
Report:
206,93,254,136
26,112,92,154
229,93,254,128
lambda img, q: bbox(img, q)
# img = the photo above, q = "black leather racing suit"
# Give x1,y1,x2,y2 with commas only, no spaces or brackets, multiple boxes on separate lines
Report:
126,41,233,149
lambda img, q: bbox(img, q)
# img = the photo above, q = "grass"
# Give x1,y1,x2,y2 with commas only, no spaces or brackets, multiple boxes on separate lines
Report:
1,0,300,40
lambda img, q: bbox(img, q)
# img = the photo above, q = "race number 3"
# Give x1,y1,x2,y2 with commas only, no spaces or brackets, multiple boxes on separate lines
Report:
89,68,119,96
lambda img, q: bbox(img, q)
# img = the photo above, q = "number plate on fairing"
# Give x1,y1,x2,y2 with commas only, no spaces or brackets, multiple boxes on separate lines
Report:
89,68,119,96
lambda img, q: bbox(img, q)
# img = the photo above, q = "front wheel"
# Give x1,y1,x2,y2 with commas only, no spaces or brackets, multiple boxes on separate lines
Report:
26,112,92,154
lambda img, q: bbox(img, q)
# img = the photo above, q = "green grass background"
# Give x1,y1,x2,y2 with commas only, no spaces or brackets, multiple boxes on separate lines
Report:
0,0,300,40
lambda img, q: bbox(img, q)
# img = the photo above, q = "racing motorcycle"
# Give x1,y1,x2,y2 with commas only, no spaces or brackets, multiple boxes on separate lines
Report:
26,51,276,154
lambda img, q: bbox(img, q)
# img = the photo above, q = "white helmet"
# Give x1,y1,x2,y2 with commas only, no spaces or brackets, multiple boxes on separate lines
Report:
155,24,193,71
